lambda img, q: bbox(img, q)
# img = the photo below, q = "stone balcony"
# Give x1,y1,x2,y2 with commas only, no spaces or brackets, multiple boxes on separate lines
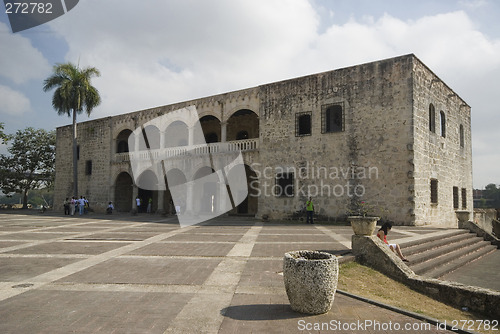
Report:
114,138,259,163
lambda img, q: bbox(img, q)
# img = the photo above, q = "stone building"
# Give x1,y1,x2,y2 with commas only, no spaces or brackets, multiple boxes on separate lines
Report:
54,54,473,226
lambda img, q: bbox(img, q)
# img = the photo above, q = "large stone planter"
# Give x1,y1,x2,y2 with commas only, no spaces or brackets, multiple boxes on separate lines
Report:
283,250,338,314
455,210,470,224
348,216,379,236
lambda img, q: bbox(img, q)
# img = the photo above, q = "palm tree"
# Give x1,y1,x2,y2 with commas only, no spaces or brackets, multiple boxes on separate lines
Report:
43,63,101,198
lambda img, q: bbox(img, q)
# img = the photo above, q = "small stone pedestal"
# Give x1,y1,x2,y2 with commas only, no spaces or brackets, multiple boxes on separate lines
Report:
283,250,338,314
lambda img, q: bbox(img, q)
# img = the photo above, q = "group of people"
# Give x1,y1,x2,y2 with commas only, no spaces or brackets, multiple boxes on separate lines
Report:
305,197,409,262
135,196,153,214
63,196,89,216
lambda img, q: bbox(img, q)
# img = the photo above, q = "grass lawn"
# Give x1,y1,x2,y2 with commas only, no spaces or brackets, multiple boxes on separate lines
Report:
338,262,499,334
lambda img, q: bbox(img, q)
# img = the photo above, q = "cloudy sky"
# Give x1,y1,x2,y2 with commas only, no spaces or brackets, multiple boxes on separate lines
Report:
0,0,499,188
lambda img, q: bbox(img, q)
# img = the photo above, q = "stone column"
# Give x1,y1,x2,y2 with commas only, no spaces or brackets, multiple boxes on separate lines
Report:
185,182,194,214
157,190,165,214
221,122,227,142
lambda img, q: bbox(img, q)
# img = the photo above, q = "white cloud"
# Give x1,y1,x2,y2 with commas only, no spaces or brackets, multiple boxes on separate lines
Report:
45,2,500,186
0,22,51,84
0,85,32,116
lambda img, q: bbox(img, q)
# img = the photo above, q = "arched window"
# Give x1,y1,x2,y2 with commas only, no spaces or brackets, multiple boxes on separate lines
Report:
459,124,464,148
117,141,129,153
440,111,446,138
429,104,436,133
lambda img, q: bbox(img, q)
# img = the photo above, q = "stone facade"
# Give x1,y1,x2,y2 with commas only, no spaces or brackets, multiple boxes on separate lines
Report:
54,54,472,227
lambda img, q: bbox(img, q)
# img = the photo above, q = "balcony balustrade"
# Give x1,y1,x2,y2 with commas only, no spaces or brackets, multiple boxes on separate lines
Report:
114,138,258,163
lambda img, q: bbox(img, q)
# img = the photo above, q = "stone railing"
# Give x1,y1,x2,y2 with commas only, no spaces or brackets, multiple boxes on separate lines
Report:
114,138,258,162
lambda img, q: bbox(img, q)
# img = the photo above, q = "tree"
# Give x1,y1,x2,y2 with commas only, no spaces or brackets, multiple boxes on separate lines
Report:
0,128,56,209
0,122,9,144
43,62,101,197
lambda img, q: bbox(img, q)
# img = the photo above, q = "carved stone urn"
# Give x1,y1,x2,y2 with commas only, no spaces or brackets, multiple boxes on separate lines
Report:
283,250,338,314
348,216,380,236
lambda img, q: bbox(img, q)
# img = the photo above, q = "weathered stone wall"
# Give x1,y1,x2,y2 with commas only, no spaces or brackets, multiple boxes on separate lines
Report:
257,55,415,223
412,59,473,227
54,117,112,212
54,54,472,225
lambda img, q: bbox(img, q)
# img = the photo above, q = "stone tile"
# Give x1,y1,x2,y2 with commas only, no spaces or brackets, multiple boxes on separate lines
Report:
256,234,336,242
167,233,243,242
128,242,234,257
68,232,158,241
5,241,130,255
0,290,193,334
252,242,348,258
56,257,222,285
0,232,74,240
0,257,79,282
0,241,26,249
239,259,284,288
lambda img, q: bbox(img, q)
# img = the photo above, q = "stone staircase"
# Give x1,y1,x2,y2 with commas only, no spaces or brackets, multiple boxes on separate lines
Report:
400,230,497,279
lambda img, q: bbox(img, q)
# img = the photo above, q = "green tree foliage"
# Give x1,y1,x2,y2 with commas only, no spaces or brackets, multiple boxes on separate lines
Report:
0,128,56,209
483,183,500,208
43,62,101,197
0,122,10,144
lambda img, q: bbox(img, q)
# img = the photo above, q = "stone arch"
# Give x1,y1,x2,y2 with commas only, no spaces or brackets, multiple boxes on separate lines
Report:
227,164,258,215
164,168,187,214
116,129,133,153
165,120,189,147
227,109,259,141
137,169,158,213
140,124,160,150
193,166,219,214
199,115,221,143
114,172,133,212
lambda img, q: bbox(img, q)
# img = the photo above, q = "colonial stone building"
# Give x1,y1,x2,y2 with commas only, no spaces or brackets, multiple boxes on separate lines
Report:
54,54,473,227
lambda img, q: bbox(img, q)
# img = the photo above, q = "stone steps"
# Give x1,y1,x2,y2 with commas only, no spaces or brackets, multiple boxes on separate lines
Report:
400,230,497,279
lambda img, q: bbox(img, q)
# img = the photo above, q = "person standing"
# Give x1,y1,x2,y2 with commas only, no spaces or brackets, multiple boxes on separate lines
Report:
64,198,70,215
78,196,85,215
147,197,152,214
136,196,141,213
306,197,314,224
70,197,76,216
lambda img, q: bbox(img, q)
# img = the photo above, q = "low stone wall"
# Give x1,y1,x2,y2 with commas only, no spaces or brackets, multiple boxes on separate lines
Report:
473,208,498,235
352,235,500,319
458,220,499,247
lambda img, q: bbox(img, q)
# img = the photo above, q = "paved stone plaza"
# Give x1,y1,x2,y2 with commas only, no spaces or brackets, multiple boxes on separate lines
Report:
0,212,470,333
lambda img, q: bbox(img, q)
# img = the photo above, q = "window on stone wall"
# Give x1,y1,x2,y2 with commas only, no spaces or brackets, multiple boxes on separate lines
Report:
276,172,294,197
461,188,467,209
117,141,129,153
440,111,446,138
453,186,459,209
429,104,436,133
430,179,438,204
85,160,92,175
296,112,312,136
322,104,344,133
460,124,465,148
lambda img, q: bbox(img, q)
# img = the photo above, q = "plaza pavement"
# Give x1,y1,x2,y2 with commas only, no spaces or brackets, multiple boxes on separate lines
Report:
0,211,485,333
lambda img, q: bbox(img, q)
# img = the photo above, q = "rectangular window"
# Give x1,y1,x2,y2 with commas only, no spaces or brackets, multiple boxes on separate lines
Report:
322,104,344,133
77,145,80,160
453,187,459,209
461,188,467,209
276,172,294,197
85,160,92,175
430,179,438,204
295,112,312,136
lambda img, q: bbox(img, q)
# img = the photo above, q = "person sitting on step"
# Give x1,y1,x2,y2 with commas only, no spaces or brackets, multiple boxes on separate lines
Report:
377,222,409,262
